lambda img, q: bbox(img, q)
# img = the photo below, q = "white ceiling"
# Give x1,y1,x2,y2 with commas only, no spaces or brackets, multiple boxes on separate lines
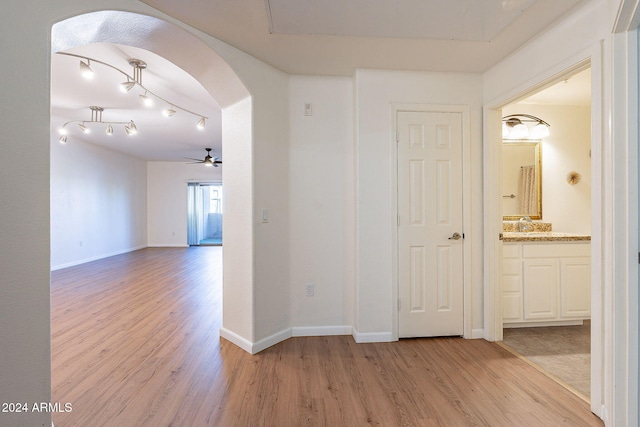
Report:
51,0,590,162
518,68,592,106
141,0,585,75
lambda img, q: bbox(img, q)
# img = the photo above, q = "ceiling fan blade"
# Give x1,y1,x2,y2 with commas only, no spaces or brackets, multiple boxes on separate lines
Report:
186,161,204,164
184,157,204,161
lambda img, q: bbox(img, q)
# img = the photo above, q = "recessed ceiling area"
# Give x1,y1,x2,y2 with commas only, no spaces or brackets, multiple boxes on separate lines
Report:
266,0,536,41
141,0,586,75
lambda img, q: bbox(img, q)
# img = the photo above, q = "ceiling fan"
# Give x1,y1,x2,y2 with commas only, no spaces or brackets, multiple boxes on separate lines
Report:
186,148,222,167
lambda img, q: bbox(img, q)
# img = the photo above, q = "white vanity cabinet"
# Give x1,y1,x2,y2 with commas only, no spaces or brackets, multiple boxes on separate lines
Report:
502,241,590,326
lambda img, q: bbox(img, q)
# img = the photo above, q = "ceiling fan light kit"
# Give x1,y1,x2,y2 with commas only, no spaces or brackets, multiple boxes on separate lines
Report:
56,52,209,142
185,148,222,167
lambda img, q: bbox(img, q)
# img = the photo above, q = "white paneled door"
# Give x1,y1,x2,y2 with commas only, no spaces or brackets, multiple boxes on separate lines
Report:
397,111,464,337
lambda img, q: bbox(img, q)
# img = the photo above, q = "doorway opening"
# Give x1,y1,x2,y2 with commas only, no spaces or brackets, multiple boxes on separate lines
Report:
497,66,593,401
188,183,223,246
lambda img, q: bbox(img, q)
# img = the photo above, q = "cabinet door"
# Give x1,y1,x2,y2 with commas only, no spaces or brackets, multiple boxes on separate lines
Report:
523,259,558,320
561,258,591,318
502,257,522,322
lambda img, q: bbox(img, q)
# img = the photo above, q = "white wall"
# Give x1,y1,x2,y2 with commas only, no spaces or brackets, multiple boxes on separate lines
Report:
0,1,288,422
51,138,147,269
288,76,355,330
354,70,484,338
147,162,222,247
503,104,591,233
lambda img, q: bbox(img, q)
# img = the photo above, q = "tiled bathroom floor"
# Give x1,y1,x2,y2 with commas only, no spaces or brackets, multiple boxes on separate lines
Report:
501,321,590,399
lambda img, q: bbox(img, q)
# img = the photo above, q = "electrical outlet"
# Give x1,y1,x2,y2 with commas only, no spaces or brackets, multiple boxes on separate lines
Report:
305,282,314,297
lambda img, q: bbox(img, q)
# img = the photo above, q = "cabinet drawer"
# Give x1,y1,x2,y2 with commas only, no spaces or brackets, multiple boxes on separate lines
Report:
503,244,520,259
503,259,521,276
523,243,590,258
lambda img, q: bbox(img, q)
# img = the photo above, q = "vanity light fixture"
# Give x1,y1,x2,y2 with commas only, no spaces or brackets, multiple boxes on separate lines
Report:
502,114,550,140
56,52,209,132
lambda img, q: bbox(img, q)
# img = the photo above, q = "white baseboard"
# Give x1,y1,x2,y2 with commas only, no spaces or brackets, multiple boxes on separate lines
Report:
352,329,394,343
251,328,292,354
471,328,484,339
51,245,147,271
147,244,189,248
292,325,352,337
219,327,254,354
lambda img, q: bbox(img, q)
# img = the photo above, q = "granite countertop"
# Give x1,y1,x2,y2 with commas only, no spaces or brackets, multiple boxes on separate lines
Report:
502,232,591,242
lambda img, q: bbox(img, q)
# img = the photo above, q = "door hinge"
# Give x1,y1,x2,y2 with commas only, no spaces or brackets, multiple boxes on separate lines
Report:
499,233,504,240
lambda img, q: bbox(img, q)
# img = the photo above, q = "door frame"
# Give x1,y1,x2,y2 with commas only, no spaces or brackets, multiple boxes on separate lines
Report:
391,103,472,341
483,48,605,415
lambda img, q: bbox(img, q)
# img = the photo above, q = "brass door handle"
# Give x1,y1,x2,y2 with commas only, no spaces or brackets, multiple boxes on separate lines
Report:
448,232,462,240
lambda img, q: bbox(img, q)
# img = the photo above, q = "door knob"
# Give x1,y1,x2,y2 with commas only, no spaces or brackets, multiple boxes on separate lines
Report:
448,232,462,240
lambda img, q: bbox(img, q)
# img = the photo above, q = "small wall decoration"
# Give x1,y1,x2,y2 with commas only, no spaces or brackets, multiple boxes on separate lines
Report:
566,171,581,185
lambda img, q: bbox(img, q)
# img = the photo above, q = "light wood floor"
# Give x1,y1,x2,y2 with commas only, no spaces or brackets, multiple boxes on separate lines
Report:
51,247,603,426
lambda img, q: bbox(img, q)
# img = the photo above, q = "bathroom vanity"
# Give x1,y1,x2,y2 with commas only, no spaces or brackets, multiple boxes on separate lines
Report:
502,232,591,327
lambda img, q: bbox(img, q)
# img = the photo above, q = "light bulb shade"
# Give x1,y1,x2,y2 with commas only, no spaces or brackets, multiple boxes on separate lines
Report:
80,60,94,79
78,123,90,133
139,93,154,107
163,108,176,117
106,124,114,135
530,123,550,139
127,121,137,134
120,81,136,93
58,127,68,135
510,123,529,139
197,117,206,130
502,123,510,138
59,135,67,143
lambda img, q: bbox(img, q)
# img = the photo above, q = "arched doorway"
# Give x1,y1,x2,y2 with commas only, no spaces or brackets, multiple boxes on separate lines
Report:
50,8,254,359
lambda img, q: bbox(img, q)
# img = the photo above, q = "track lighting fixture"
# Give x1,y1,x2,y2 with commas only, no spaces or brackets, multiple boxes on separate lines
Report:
59,106,136,142
502,114,550,140
56,52,210,139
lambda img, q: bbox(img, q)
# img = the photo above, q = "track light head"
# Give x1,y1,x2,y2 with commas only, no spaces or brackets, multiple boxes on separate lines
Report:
78,123,90,134
80,60,94,79
120,80,136,93
106,124,114,135
197,117,206,130
127,121,137,135
139,92,154,107
163,108,176,117
59,135,67,143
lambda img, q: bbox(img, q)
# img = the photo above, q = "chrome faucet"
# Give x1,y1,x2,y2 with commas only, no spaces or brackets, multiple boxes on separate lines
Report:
518,216,533,232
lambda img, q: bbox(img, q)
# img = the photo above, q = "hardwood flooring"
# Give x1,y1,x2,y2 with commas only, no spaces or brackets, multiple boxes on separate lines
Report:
51,247,603,426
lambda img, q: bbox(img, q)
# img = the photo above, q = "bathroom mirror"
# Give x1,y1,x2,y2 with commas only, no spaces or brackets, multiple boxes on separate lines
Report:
502,140,542,220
